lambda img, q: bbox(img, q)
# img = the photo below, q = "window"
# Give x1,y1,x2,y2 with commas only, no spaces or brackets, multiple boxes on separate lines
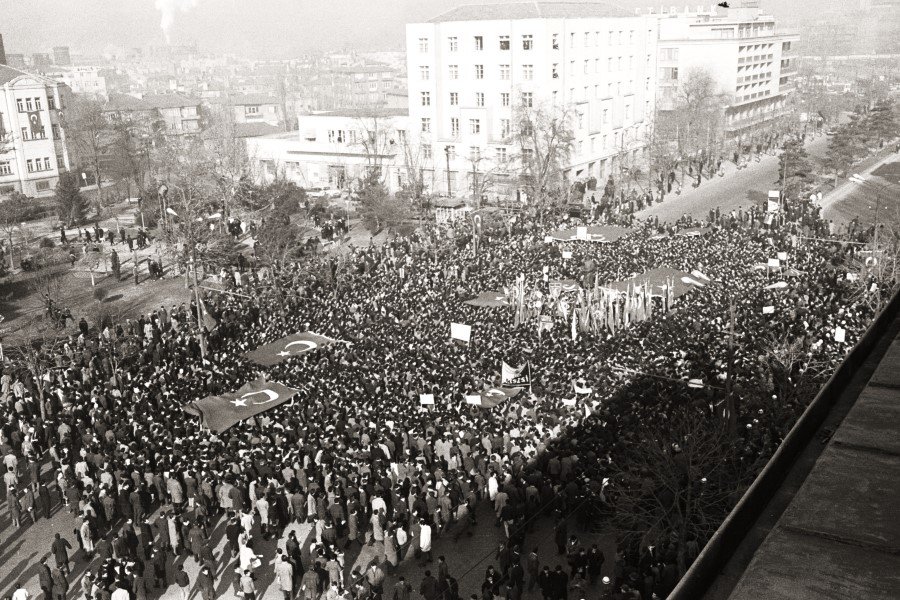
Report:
36,180,50,191
245,105,260,114
500,65,510,80
16,99,24,112
420,66,430,80
607,57,613,71
602,108,609,124
594,84,600,98
569,61,575,76
552,64,559,79
418,38,429,52
501,92,510,107
469,146,480,160
521,92,533,108
25,98,33,111
475,92,484,107
34,98,42,110
475,65,484,79
501,119,511,138
21,127,28,140
423,145,432,159
43,157,51,171
450,92,459,106
496,147,507,162
659,67,679,81
583,60,589,74
47,96,55,110
421,91,431,106
625,104,632,120
449,65,459,79
474,36,483,51
449,36,458,52
522,34,533,50
469,119,481,134
51,124,60,138
26,159,34,173
584,32,591,46
629,30,634,44
594,58,600,73
446,145,456,159
608,31,614,45
421,118,431,133
0,161,11,175
522,148,534,160
552,34,559,50
499,35,510,50
397,130,407,143
660,48,679,61
522,64,533,80
451,118,460,137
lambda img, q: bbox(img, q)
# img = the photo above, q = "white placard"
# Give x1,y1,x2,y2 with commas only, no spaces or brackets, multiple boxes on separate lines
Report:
768,190,781,199
777,252,788,261
562,251,573,259
419,394,435,405
576,226,587,240
465,395,482,406
562,398,577,407
762,306,775,314
768,258,781,268
834,327,846,343
450,323,471,343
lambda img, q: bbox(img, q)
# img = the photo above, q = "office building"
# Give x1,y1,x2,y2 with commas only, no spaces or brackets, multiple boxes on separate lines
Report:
649,5,799,137
406,2,660,197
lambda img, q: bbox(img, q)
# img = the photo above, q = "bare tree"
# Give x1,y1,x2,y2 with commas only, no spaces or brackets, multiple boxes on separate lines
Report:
513,102,576,223
13,314,64,420
63,96,112,191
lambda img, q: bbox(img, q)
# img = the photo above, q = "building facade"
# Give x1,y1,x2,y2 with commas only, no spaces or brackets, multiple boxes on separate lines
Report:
45,66,108,98
650,5,799,137
0,65,71,197
104,93,201,135
247,108,409,192
406,2,660,197
226,93,283,127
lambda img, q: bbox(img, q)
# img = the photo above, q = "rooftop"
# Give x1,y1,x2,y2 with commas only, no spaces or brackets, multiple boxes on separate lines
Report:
428,2,629,23
0,64,53,85
305,107,408,118
233,122,283,138
105,92,200,112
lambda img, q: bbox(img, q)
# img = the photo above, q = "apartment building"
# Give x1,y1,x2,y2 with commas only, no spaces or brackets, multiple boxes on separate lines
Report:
104,92,201,135
650,5,799,137
406,2,659,197
226,93,283,127
45,65,108,98
0,65,71,197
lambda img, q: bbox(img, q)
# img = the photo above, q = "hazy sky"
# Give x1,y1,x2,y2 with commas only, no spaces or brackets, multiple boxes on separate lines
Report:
0,0,842,59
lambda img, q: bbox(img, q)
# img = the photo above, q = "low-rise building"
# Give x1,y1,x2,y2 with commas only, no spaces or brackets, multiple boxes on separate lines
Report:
44,66,108,98
0,65,71,197
104,92,201,135
247,108,409,192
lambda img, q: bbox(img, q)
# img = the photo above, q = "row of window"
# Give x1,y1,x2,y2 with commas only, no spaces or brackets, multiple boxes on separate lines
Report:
429,55,640,83
418,29,645,54
429,78,643,109
26,157,53,173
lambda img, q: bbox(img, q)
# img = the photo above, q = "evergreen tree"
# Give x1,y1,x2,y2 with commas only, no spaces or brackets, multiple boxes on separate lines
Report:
777,137,815,200
864,99,897,147
55,172,88,226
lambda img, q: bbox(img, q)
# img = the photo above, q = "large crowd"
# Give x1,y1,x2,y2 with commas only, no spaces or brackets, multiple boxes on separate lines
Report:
0,187,892,600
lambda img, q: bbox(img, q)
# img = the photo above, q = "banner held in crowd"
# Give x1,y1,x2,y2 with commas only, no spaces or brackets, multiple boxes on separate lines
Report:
466,386,522,408
245,331,344,367
463,292,508,308
502,362,532,386
185,378,299,433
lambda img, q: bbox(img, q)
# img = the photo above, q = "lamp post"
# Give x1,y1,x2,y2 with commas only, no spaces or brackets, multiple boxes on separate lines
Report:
444,145,452,197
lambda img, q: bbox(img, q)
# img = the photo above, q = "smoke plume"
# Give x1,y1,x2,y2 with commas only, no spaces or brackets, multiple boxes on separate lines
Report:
154,0,199,43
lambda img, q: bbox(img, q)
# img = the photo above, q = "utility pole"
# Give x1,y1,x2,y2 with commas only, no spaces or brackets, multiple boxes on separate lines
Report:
190,249,207,359
444,145,452,197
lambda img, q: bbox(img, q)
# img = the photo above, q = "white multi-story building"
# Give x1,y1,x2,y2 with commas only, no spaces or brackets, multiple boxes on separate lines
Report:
649,5,800,137
0,65,71,197
44,66,108,98
247,108,409,192
406,2,660,197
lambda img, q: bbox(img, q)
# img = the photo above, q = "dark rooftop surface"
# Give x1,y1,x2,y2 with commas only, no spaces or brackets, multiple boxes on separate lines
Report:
724,313,900,600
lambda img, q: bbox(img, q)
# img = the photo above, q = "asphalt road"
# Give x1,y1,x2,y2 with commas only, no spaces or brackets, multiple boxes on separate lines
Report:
635,134,832,223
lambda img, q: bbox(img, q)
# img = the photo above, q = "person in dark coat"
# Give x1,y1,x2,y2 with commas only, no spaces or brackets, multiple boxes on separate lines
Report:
38,557,54,599
551,566,568,600
537,566,554,600
419,570,439,600
50,566,69,600
587,544,605,585
554,518,568,555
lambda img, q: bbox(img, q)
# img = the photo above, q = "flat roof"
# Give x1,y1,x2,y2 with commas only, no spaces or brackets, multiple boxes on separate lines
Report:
428,2,629,23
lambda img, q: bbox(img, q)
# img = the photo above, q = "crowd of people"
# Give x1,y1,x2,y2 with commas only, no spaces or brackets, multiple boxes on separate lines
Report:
0,185,892,600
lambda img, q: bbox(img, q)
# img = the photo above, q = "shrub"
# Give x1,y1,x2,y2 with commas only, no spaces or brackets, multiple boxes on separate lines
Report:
39,237,55,249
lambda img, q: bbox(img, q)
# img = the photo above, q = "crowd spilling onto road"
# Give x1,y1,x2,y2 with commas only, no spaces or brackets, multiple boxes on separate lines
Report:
0,187,891,600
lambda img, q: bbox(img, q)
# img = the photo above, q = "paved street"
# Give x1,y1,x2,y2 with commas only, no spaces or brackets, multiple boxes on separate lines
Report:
635,134,831,223
0,489,616,599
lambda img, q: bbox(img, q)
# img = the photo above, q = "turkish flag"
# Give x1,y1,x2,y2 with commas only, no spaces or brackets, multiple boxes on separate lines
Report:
27,111,43,138
244,331,343,367
185,378,298,433
466,386,522,409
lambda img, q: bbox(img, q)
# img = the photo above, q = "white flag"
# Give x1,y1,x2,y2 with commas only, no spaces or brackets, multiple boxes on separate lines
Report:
690,270,710,281
450,323,472,343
